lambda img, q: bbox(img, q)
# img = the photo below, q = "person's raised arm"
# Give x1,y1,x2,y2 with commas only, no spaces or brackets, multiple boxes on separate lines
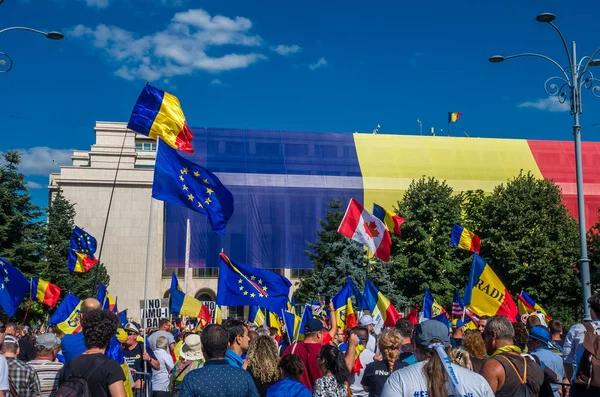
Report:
345,333,358,373
327,302,337,344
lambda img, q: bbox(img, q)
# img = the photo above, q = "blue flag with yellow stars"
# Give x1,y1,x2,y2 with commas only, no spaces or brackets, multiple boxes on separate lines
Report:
0,257,30,317
152,139,234,234
68,226,98,273
216,253,292,313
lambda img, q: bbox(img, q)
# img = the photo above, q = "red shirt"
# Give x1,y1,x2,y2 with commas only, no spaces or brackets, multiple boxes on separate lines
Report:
282,341,323,391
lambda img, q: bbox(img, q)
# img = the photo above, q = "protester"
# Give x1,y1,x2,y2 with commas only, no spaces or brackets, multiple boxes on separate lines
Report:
148,319,176,353
480,315,544,396
381,320,493,397
58,310,126,397
246,335,280,396
450,319,464,347
478,315,490,333
1,335,41,397
462,331,486,373
512,321,529,351
314,345,349,397
526,314,542,331
27,333,63,397
344,327,375,397
170,334,204,397
223,319,249,369
6,323,35,362
394,318,416,365
361,329,406,397
122,322,159,390
256,328,269,337
527,326,565,397
449,347,473,370
266,355,311,397
547,319,564,351
152,337,174,397
358,315,377,353
282,319,325,391
60,298,103,362
178,324,259,397
248,330,259,343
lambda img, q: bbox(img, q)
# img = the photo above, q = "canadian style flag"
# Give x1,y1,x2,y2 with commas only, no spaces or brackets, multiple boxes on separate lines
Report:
338,198,392,262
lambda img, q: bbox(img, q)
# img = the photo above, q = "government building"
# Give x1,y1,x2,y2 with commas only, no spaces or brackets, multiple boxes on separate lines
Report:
49,121,600,320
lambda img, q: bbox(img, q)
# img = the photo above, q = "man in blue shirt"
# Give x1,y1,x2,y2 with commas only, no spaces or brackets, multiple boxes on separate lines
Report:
60,298,102,362
528,325,566,397
223,319,249,368
180,324,259,397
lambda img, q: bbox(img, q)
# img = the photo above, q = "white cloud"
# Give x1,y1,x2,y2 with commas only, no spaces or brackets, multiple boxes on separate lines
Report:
409,52,425,66
26,181,45,189
210,78,224,86
309,57,327,71
518,97,570,112
82,0,110,9
69,9,268,81
272,44,301,56
3,147,73,176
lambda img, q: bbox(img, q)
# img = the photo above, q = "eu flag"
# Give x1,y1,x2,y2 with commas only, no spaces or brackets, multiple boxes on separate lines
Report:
152,140,234,234
216,253,291,313
0,257,29,317
68,226,98,273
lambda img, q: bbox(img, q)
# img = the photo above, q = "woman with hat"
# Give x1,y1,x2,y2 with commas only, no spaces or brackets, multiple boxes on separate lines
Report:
169,333,204,397
381,320,494,397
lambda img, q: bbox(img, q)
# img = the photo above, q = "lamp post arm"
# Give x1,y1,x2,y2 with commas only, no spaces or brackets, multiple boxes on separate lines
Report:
579,46,600,78
548,21,572,66
502,53,571,84
0,26,48,36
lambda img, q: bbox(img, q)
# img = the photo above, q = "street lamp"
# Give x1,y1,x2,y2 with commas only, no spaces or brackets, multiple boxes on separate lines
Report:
0,26,64,73
489,13,600,321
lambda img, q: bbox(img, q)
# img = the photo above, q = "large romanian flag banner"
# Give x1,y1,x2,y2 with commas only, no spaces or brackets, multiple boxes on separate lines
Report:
465,255,518,322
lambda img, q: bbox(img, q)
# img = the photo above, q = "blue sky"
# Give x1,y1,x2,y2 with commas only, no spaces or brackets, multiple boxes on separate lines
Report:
2,0,600,209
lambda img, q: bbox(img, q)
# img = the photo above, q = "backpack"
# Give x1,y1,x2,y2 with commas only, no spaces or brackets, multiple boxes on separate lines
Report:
574,322,600,391
496,355,536,397
56,355,109,397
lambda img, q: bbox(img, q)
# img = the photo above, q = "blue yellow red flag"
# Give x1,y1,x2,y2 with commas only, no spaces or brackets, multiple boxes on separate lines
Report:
49,293,83,334
464,255,518,322
332,281,358,330
372,203,404,236
97,283,117,312
448,112,463,123
152,141,234,234
127,84,194,153
518,291,551,321
214,305,223,325
450,224,481,254
30,278,61,308
346,276,368,311
283,310,301,341
216,253,292,313
118,310,128,327
0,257,30,317
363,279,400,327
423,287,449,326
68,226,98,273
169,273,212,324
249,306,266,328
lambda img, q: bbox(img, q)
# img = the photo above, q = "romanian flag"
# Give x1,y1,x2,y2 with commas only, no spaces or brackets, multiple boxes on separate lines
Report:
30,278,61,308
352,343,366,374
268,311,282,342
448,112,463,123
118,310,128,327
106,337,134,397
406,304,419,325
49,293,83,334
450,224,481,254
372,203,404,236
97,283,117,312
517,291,551,321
67,226,98,273
423,288,449,326
127,84,194,153
283,310,301,341
363,279,400,327
249,306,266,328
169,273,212,324
464,255,518,322
214,305,223,325
332,281,358,330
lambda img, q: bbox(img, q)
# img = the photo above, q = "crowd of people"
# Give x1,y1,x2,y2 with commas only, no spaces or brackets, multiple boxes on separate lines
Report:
0,293,599,397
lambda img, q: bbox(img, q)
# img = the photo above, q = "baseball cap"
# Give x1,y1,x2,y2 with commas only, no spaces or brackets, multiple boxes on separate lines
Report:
125,323,139,334
3,335,18,345
36,333,60,349
304,319,324,333
414,320,451,347
529,326,551,344
359,315,376,327
452,319,465,329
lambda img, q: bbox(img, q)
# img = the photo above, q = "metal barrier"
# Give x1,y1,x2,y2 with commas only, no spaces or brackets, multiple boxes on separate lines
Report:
550,381,569,396
133,371,152,397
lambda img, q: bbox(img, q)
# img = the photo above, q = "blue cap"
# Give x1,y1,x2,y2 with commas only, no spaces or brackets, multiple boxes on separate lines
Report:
529,325,551,344
305,319,324,333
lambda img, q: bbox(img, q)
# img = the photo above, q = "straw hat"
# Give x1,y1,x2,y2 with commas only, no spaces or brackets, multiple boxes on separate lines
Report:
180,334,204,361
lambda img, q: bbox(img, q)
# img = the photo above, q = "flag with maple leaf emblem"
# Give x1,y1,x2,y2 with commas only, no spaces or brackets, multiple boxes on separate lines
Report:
337,198,392,262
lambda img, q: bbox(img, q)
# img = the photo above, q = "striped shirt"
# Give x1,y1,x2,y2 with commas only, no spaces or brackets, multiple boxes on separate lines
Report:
28,359,63,397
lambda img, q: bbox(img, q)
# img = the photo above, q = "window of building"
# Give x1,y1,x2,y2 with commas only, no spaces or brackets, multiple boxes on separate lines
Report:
255,142,281,156
315,144,337,158
291,269,312,278
225,141,245,155
285,144,309,157
194,289,215,301
135,142,157,151
192,268,219,278
162,268,185,278
134,164,154,169
228,306,245,320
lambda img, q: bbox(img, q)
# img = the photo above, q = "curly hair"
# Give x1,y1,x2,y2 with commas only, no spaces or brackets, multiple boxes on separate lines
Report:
246,335,280,384
279,354,304,380
512,322,528,350
462,331,486,359
378,329,402,374
81,310,119,350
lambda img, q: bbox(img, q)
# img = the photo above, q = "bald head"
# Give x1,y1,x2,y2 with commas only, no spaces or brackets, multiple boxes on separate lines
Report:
81,298,101,315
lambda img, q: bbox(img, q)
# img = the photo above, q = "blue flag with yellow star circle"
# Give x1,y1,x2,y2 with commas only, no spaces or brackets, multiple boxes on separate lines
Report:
67,226,98,273
0,257,29,317
217,253,291,313
152,139,234,234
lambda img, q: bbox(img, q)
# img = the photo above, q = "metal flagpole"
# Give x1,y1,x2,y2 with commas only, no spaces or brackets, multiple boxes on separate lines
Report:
184,218,191,293
142,196,155,363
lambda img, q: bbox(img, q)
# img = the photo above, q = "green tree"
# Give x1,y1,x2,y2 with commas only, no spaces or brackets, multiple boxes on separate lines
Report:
465,172,580,323
391,177,468,308
588,210,600,292
42,188,110,304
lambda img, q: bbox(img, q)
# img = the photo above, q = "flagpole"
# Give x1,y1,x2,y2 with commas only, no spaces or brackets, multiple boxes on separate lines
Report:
184,218,191,294
281,309,292,346
142,196,155,365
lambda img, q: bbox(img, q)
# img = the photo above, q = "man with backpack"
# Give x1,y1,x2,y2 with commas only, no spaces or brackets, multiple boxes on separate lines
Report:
564,293,600,396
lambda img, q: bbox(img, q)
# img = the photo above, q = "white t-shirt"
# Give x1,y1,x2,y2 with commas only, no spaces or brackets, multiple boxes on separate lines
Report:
152,348,175,391
0,355,8,392
381,361,494,397
366,334,377,354
148,330,176,351
349,349,375,397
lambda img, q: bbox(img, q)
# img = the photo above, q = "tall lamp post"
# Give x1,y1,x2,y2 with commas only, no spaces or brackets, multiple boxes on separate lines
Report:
489,13,600,321
0,26,64,73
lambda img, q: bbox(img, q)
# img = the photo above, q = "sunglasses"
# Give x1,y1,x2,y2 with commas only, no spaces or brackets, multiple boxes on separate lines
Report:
127,332,138,336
